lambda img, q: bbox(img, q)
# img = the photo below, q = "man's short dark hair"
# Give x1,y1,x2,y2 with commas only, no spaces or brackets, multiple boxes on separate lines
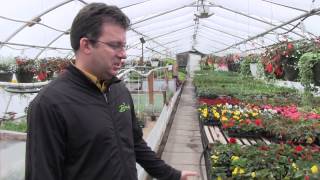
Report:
70,3,130,51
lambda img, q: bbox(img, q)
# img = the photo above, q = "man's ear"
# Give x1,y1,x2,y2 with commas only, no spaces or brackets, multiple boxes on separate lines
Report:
79,37,92,54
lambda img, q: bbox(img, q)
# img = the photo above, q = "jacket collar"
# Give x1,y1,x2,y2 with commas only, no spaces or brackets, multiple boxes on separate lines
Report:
65,65,121,92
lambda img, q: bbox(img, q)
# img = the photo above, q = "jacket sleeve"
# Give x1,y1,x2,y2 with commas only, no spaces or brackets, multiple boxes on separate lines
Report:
130,97,181,180
25,97,66,180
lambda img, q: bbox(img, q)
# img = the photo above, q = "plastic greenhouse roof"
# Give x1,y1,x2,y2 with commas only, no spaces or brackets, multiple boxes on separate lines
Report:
0,0,320,60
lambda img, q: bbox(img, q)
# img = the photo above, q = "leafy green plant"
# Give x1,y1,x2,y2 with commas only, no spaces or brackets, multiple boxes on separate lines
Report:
0,56,15,72
298,52,320,89
240,56,252,76
0,120,27,132
298,52,320,91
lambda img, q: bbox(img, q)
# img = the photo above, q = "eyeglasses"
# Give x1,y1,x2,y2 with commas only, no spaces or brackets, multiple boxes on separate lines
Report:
90,39,127,52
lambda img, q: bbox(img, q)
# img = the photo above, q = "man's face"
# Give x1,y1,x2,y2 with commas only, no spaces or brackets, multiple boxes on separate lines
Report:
90,23,127,80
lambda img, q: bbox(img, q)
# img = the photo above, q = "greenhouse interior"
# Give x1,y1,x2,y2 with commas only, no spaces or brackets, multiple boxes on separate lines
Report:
0,0,320,179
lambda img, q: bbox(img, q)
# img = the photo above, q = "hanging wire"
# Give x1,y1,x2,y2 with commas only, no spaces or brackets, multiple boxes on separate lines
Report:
0,15,67,33
2,44,31,51
278,14,313,35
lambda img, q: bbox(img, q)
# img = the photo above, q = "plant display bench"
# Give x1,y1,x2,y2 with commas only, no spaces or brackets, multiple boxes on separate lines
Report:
202,125,271,148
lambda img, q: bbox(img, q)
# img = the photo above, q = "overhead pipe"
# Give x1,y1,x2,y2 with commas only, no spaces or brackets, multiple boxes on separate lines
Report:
214,7,320,53
202,19,277,43
34,0,172,59
209,2,306,38
0,41,72,51
0,0,74,49
260,0,318,38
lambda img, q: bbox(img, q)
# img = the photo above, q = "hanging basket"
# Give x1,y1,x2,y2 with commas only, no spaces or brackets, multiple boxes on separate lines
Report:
283,64,299,81
282,57,299,81
313,62,320,86
16,71,34,83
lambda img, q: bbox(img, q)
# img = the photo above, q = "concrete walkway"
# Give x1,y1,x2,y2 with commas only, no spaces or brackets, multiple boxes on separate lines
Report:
0,140,25,180
161,78,206,180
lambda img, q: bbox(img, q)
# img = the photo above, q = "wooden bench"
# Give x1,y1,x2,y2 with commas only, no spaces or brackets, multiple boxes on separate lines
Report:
203,125,271,148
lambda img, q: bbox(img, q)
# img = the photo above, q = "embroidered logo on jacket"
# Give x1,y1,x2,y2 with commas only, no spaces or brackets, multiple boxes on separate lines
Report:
118,102,130,112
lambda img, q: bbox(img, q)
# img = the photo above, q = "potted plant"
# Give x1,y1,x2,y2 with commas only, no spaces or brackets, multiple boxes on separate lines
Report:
239,56,252,77
150,58,159,67
15,57,38,83
280,41,305,81
0,56,15,82
298,51,320,90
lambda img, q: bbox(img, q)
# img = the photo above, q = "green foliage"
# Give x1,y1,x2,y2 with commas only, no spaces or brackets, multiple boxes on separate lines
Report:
128,71,141,80
193,70,298,101
178,71,186,81
0,120,27,132
240,56,252,76
298,52,320,91
163,58,176,65
210,143,320,180
0,56,15,72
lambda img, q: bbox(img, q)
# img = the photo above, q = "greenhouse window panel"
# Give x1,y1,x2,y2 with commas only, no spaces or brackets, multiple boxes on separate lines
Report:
138,21,193,37
132,13,193,30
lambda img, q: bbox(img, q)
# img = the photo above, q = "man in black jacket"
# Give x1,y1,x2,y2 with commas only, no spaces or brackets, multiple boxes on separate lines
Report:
25,3,198,180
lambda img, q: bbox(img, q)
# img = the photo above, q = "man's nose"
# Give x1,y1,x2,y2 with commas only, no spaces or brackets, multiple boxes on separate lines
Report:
117,49,127,59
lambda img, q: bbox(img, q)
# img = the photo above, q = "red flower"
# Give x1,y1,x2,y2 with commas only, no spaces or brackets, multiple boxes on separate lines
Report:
295,145,303,152
259,145,269,151
287,43,294,50
37,71,47,81
274,66,283,76
254,119,262,126
228,120,235,127
305,175,310,180
229,138,237,144
265,63,273,73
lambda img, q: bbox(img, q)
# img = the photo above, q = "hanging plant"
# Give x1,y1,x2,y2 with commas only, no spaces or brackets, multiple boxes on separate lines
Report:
298,52,320,91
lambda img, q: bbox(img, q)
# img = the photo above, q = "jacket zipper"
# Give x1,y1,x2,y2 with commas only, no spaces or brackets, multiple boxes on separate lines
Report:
102,88,130,178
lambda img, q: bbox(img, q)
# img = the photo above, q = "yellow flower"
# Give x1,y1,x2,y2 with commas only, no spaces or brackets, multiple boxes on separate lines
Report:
239,168,245,174
202,108,208,118
233,115,240,120
211,155,219,160
251,112,258,117
292,163,299,171
251,172,256,178
216,176,222,180
221,116,228,122
214,112,220,119
231,156,239,161
232,167,239,176
311,165,318,174
234,110,241,115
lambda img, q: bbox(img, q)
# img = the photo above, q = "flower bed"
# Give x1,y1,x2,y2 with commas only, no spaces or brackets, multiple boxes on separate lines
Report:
210,143,320,180
198,101,320,144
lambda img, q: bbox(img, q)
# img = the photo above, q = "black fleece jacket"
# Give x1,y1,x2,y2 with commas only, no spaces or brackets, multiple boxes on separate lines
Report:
25,65,181,180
